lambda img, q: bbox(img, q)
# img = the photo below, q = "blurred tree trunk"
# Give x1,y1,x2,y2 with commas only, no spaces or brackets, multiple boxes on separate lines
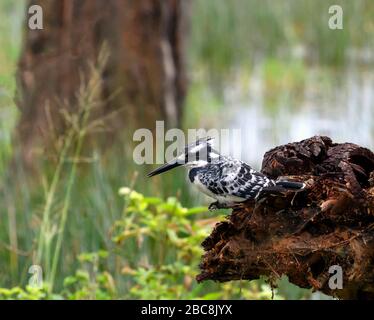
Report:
16,0,188,166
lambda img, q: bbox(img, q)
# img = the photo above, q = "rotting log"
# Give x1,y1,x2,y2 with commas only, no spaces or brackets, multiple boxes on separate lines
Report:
197,136,374,300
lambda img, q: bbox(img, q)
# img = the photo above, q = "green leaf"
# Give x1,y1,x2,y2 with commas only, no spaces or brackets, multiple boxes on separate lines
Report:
143,197,163,205
186,206,208,215
200,292,222,300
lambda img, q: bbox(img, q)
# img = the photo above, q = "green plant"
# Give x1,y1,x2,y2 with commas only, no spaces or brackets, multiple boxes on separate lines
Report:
112,187,282,300
0,286,48,300
35,46,110,294
63,251,116,300
112,187,210,299
0,188,288,300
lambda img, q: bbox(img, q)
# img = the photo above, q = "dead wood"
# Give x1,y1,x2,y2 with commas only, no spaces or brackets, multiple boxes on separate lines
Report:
197,136,374,300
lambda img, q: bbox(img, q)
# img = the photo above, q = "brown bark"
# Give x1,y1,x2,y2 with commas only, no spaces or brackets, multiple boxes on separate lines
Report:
16,0,188,165
197,136,374,300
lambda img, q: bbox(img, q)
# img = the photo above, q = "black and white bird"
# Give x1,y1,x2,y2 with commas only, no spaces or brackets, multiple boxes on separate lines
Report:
148,137,305,210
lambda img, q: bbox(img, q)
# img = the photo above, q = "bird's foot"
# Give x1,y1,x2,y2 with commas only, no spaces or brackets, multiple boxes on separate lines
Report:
208,201,236,211
208,202,221,211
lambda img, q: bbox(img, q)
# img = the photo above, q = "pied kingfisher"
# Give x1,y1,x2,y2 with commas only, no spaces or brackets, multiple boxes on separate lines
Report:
148,137,305,210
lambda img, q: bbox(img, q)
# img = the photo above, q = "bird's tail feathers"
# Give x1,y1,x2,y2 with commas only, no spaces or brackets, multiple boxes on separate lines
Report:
257,180,305,200
275,180,305,190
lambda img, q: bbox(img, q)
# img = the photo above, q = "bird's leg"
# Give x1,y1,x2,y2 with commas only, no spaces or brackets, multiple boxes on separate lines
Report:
208,201,236,211
208,201,220,211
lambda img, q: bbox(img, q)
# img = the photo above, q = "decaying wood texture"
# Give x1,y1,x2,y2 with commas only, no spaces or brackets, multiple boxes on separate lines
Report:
197,136,374,299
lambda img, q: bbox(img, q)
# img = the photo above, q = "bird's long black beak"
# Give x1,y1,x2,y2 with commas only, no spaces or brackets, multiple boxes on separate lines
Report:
147,161,183,177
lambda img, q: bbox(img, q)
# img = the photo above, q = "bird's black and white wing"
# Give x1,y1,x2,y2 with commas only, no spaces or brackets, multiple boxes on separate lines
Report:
202,156,275,201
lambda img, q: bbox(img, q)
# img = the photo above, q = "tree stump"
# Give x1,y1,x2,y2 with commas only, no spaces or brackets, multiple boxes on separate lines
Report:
197,136,374,300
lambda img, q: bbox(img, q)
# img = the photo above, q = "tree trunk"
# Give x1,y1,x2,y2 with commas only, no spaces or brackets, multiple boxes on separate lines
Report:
197,136,374,300
16,0,188,166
